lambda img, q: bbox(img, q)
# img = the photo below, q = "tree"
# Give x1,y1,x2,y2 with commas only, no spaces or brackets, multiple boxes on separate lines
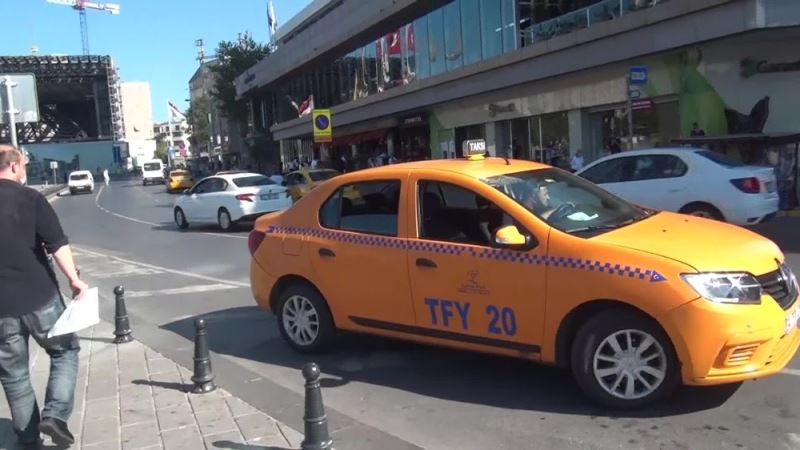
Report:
210,35,270,128
155,141,169,162
186,96,210,149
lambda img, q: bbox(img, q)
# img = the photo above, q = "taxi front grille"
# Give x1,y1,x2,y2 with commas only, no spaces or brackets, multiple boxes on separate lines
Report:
756,269,797,310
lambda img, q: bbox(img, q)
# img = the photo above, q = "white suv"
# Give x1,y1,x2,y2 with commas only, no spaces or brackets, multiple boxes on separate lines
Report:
576,148,779,226
68,170,95,195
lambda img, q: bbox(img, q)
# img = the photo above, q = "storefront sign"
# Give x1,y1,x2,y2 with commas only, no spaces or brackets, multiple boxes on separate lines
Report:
741,57,800,79
487,102,516,117
312,109,333,143
632,99,654,111
403,116,425,125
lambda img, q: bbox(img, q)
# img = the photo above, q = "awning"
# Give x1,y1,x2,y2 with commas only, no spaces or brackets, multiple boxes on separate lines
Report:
332,128,389,145
672,132,800,146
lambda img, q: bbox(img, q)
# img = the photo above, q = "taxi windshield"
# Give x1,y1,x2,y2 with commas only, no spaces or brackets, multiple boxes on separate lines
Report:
482,168,652,235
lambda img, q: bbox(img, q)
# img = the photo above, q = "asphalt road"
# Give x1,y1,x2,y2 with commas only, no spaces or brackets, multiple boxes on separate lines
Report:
51,179,800,450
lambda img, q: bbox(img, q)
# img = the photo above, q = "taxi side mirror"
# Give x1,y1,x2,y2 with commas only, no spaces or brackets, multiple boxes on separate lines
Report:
493,225,536,251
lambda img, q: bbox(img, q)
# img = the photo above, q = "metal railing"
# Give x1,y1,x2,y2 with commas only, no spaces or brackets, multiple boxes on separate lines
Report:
522,0,670,46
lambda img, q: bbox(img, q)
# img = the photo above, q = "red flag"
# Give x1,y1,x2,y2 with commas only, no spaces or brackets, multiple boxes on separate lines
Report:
406,23,415,52
388,30,402,54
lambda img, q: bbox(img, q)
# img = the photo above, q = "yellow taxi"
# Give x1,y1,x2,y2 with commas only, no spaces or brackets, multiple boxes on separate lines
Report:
247,140,800,409
284,169,342,202
167,170,195,193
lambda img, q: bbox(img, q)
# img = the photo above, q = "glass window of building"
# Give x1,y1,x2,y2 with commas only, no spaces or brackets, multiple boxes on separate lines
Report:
428,8,446,76
501,0,517,52
460,0,483,66
401,23,417,84
365,43,378,95
388,30,403,89
414,16,430,80
479,0,503,60
443,1,463,71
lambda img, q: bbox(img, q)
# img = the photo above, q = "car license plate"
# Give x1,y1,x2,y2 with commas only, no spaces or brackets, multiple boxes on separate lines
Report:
261,193,278,200
786,306,800,336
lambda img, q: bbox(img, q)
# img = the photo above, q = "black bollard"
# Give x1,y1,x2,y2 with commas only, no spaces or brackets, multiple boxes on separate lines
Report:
191,319,216,394
112,286,134,344
301,363,333,450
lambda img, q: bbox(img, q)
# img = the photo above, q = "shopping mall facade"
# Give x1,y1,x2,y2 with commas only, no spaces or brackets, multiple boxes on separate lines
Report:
237,0,800,190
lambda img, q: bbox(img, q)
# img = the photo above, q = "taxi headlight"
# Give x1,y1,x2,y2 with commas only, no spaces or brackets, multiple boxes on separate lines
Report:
681,273,762,305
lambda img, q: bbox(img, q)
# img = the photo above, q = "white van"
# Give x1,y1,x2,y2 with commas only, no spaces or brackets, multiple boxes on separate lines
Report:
142,159,165,185
68,170,95,195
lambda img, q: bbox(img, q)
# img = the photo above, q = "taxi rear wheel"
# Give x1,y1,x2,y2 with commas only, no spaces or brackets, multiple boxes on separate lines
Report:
570,309,680,409
276,284,335,353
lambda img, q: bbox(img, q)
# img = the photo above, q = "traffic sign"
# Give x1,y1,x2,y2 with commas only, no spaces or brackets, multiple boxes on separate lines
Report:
312,109,332,143
629,66,648,85
0,73,40,124
49,161,58,169
629,89,641,100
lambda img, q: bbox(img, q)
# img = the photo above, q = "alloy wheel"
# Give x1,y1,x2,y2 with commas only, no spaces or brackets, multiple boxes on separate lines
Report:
592,329,668,400
282,295,320,346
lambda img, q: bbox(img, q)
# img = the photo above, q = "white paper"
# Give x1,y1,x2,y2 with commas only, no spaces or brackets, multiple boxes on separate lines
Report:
47,287,100,338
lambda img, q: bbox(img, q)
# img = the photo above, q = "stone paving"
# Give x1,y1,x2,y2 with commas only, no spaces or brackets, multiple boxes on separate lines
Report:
0,321,303,450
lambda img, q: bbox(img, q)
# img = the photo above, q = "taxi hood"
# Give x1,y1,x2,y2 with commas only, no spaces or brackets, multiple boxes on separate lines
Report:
592,211,782,275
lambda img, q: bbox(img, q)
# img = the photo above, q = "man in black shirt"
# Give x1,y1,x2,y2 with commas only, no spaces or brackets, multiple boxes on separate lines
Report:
0,145,87,448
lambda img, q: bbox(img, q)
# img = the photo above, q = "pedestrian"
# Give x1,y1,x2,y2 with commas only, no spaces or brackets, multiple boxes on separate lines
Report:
103,168,110,186
570,150,585,172
690,122,706,137
0,144,86,448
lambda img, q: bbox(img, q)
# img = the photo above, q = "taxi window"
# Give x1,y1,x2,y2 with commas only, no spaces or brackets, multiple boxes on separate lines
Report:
419,181,514,247
483,168,650,236
319,180,400,236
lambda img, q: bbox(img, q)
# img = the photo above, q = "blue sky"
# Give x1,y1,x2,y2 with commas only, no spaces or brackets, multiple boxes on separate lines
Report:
0,0,311,122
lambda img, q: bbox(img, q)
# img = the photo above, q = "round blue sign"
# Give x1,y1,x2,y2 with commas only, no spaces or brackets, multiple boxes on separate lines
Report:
315,115,330,130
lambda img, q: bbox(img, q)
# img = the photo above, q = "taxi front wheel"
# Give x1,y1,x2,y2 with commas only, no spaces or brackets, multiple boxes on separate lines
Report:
276,284,336,353
570,309,680,409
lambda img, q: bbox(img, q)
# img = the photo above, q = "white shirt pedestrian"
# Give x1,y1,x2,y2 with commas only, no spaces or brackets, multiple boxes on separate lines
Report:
570,153,585,171
102,169,110,186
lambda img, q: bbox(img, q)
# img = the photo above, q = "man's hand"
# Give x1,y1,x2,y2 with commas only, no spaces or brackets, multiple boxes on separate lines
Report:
70,277,89,299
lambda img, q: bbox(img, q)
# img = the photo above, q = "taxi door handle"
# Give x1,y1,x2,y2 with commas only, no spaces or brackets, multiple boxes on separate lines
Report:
416,258,437,269
318,248,336,258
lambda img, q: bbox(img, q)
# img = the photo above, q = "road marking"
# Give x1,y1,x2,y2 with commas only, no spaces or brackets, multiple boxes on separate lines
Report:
202,232,247,240
125,283,239,298
73,246,250,288
95,185,160,226
782,368,800,377
94,185,247,239
787,433,800,449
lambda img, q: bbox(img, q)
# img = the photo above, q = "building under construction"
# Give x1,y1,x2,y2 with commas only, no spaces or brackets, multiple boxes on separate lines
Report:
0,54,126,180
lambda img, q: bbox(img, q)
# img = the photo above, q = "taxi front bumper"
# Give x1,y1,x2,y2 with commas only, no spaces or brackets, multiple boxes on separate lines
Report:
664,296,800,385
169,180,193,190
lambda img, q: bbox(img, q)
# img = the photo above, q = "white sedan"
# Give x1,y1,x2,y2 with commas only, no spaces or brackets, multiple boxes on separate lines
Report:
173,172,292,231
576,148,779,226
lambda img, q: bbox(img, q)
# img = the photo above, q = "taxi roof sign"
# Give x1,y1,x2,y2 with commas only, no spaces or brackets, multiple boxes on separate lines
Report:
463,139,487,160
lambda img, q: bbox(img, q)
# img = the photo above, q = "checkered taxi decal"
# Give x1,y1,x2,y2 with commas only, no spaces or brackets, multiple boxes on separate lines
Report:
265,225,667,283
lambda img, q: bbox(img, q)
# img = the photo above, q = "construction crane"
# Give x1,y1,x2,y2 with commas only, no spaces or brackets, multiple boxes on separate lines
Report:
46,0,121,55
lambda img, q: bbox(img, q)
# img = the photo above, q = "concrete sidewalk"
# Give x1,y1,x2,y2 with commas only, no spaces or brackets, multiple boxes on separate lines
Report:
0,321,303,450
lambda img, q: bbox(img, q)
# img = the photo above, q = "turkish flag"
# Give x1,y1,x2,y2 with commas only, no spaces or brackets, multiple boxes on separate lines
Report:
406,24,415,52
